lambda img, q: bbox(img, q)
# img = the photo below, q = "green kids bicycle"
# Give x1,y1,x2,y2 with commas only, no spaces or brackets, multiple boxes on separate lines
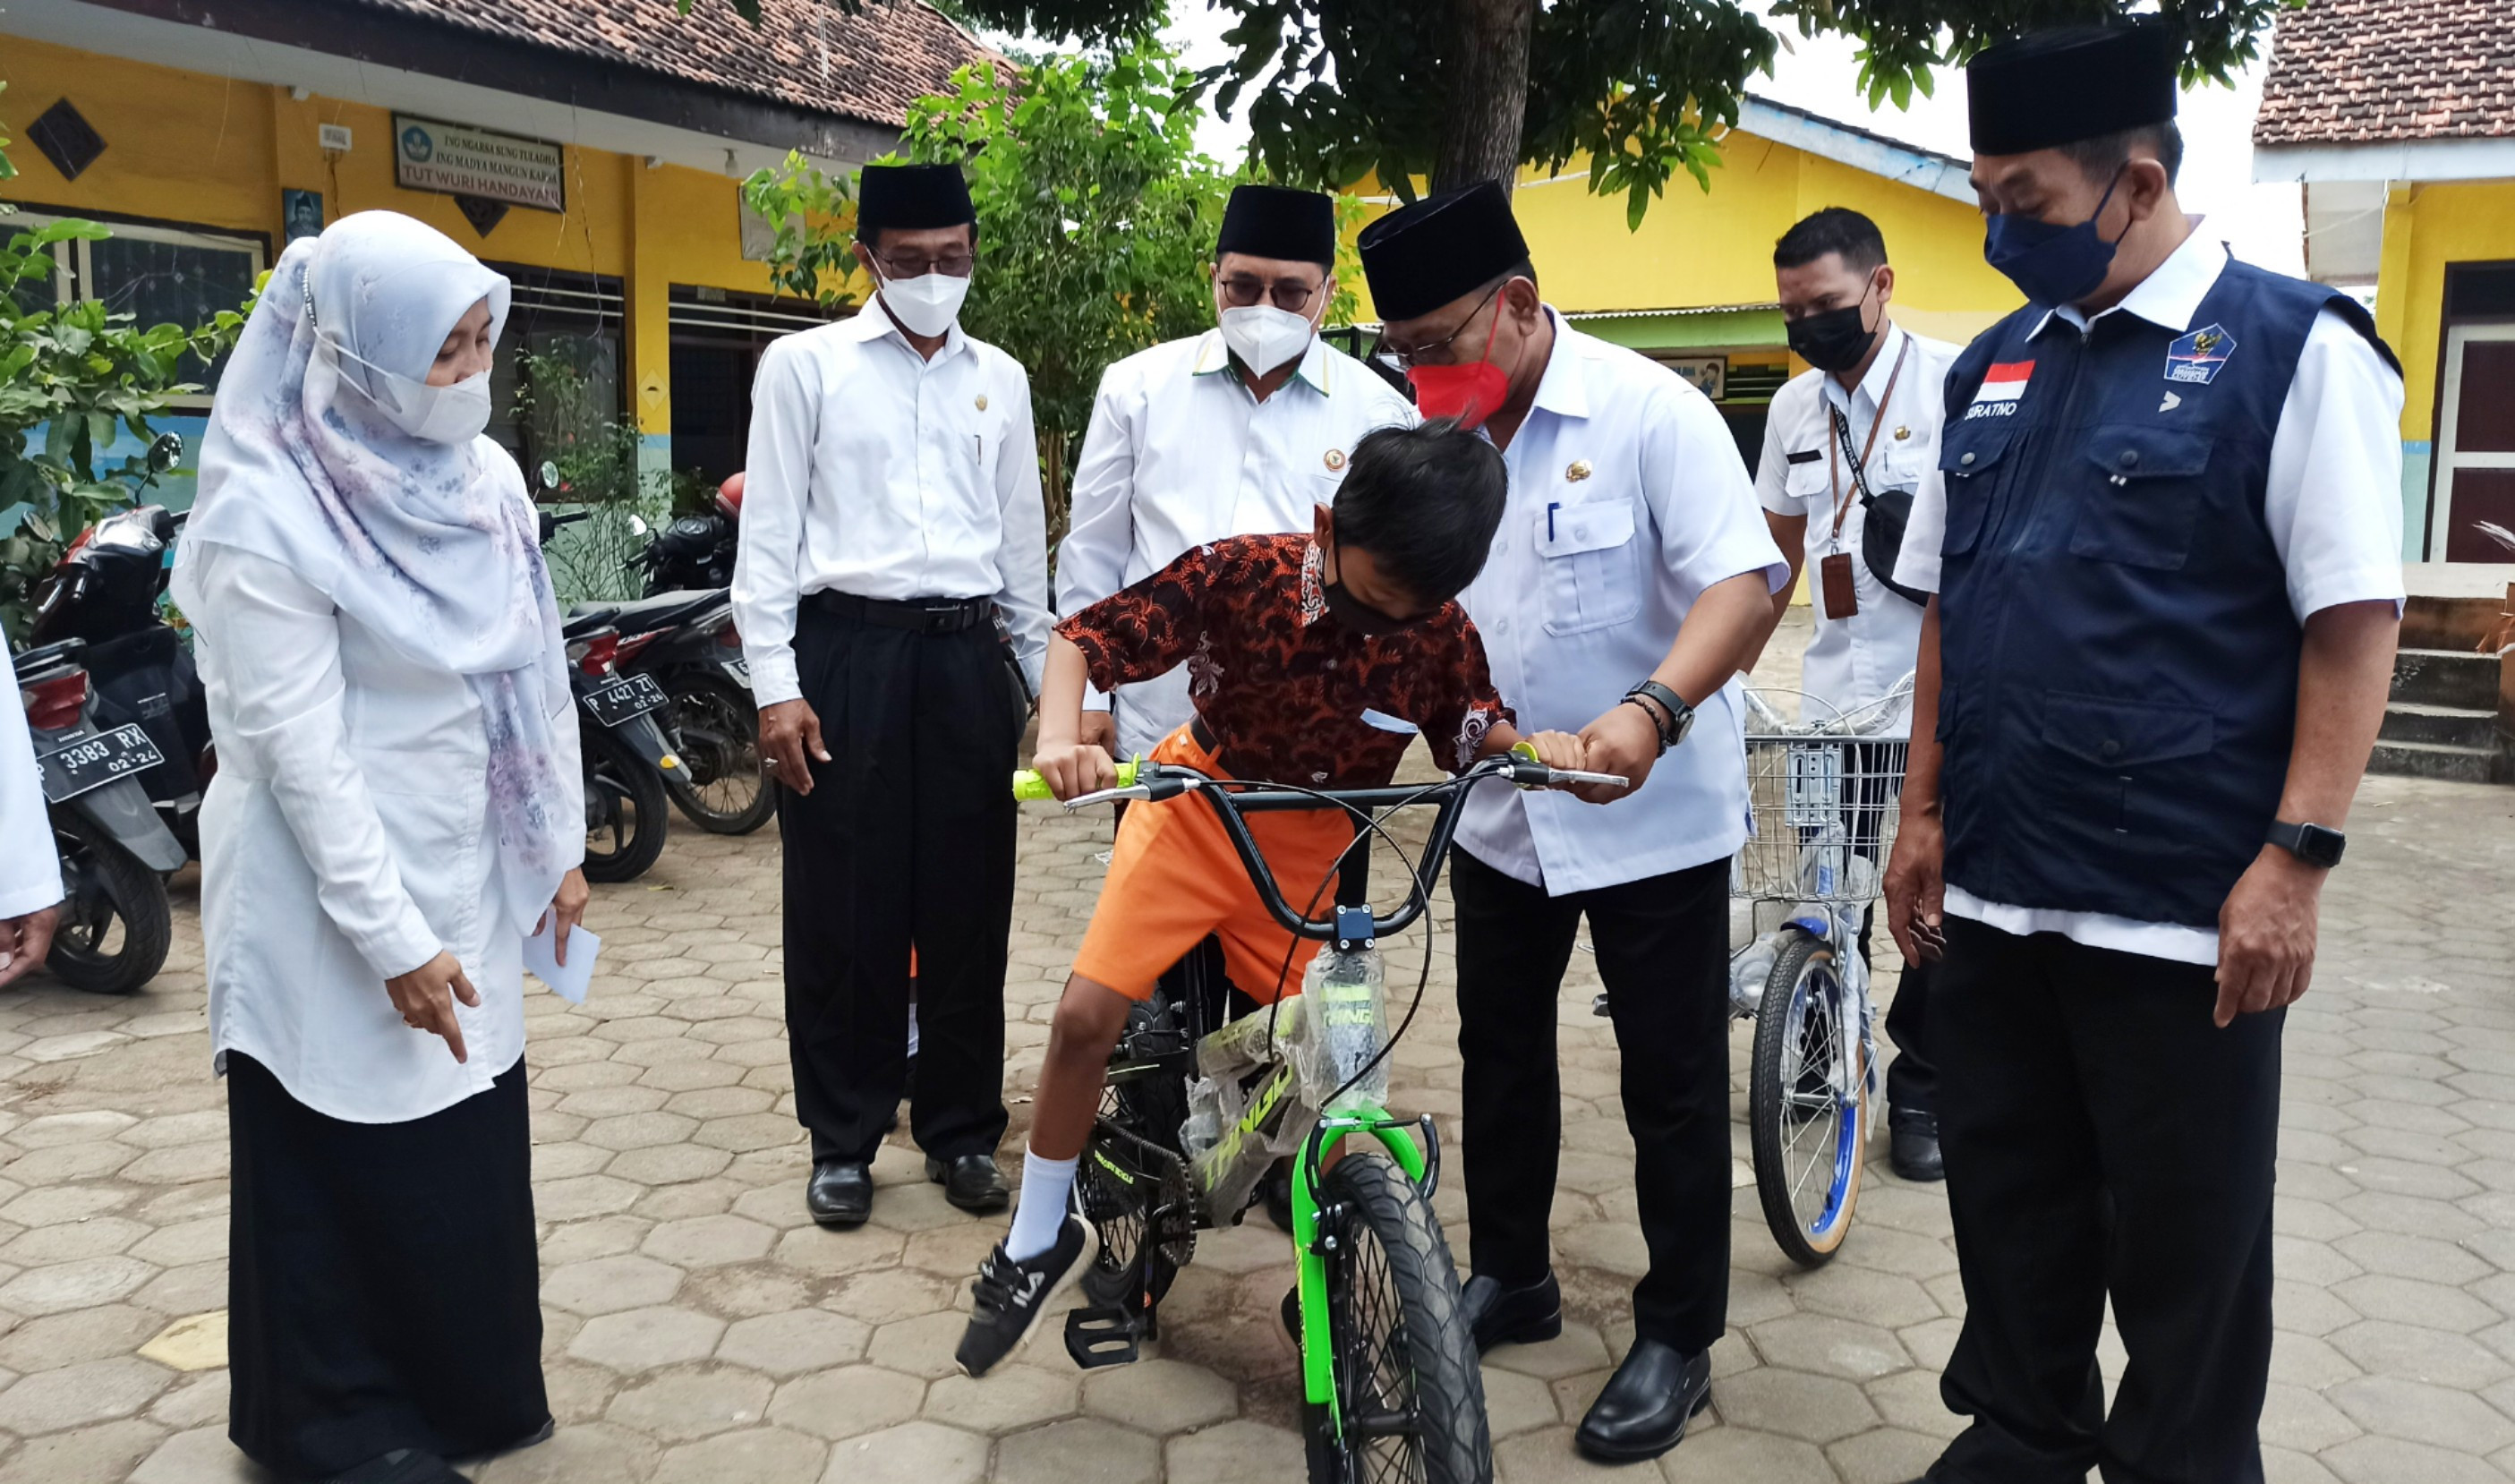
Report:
1014,746,1625,1484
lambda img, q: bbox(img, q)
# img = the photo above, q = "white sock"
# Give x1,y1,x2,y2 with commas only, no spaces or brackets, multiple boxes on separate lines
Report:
1004,1149,1078,1262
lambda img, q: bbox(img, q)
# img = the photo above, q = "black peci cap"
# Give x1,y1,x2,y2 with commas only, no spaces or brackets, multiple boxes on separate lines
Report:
857,163,976,236
1216,183,1337,268
1356,181,1531,325
1967,19,2178,158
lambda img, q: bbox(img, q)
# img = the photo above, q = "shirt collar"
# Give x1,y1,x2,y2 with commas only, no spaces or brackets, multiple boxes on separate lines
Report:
848,292,970,363
2030,220,2229,341
1526,306,1590,422
1819,321,1911,418
1189,328,1333,396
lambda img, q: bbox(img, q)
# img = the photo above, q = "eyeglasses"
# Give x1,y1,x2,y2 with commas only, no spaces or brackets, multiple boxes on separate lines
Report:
1217,274,1323,313
874,251,975,279
1372,283,1504,370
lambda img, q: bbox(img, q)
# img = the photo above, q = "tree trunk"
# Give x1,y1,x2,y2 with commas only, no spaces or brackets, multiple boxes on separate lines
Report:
1433,0,1535,195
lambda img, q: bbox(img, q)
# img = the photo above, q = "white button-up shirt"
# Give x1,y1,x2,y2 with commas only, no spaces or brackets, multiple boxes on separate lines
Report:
1899,226,2405,965
188,542,584,1123
1754,323,1960,736
1059,329,1415,759
733,297,1052,706
0,650,65,920
1458,312,1791,894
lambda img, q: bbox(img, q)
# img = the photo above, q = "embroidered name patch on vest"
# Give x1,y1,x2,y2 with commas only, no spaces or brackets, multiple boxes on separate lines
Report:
2165,324,2238,385
1964,360,2033,420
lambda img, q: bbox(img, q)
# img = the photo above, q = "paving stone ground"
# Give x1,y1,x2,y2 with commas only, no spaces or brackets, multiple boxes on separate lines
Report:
0,612,2511,1482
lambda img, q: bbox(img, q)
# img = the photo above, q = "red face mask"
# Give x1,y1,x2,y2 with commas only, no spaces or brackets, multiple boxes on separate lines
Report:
1406,299,1512,430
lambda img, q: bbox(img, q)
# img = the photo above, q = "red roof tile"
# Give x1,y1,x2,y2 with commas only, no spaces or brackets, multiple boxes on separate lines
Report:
2255,0,2515,147
345,0,992,128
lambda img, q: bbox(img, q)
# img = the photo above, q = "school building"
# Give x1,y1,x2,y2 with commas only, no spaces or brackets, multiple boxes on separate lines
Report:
1346,98,2025,469
2256,0,2515,567
0,0,982,490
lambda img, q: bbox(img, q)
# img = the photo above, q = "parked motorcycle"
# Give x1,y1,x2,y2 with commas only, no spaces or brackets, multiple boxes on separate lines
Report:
632,471,742,597
13,639,185,994
541,508,683,883
25,434,214,858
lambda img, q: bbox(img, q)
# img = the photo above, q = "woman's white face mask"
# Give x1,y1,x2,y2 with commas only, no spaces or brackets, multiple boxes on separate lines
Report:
323,336,494,445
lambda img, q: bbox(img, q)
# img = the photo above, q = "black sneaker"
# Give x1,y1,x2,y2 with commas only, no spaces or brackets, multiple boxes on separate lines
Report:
954,1215,1092,1377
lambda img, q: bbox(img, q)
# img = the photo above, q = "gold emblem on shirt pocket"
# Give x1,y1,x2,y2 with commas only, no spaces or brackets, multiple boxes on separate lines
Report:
1566,459,1591,482
1324,448,1346,472
975,394,989,412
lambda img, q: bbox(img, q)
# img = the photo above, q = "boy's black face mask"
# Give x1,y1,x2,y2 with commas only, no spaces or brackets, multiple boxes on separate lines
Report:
1322,542,1417,636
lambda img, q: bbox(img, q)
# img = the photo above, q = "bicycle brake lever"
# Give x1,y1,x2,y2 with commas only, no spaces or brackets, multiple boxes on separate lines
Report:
1061,784,1153,812
1547,767,1631,790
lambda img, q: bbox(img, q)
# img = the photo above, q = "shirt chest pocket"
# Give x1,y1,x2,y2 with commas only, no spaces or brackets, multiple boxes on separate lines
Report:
1935,422,2016,557
1781,453,1832,504
1535,497,1642,636
2067,424,2212,571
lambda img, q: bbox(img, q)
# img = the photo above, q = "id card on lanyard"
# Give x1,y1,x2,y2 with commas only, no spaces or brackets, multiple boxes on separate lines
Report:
1820,337,1910,621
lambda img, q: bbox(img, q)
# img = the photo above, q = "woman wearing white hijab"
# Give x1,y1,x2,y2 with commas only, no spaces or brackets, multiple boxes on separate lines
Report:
173,210,584,1484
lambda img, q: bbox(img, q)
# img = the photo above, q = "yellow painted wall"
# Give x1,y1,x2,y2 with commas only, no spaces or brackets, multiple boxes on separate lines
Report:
1347,129,2020,344
1,32,809,438
2378,178,2515,443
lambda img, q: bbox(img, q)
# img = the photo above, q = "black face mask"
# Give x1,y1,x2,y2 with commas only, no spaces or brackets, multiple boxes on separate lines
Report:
1785,280,1880,374
1321,544,1415,636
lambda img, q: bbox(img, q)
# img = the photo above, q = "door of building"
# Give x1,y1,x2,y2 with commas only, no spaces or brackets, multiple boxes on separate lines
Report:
2432,322,2515,562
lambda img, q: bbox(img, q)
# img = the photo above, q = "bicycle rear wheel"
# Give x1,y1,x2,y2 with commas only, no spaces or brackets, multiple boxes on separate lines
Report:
1078,994,1193,1309
1749,927,1869,1267
1303,1147,1491,1484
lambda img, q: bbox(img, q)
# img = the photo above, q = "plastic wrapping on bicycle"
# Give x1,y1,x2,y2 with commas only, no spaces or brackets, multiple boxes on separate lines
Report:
1017,748,1626,944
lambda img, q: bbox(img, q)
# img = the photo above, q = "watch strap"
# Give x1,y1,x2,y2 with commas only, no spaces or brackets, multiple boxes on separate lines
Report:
2267,819,2344,867
1624,680,1692,751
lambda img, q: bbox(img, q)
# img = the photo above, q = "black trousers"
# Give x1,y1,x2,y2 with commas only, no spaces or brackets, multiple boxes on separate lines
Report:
1930,916,2281,1484
1452,848,1732,1353
780,601,1019,1166
227,1053,547,1480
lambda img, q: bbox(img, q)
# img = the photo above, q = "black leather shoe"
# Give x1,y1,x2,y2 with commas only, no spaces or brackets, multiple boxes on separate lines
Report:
1574,1339,1711,1463
806,1161,873,1227
1890,1114,1945,1182
326,1448,465,1484
928,1154,1011,1214
1460,1270,1563,1352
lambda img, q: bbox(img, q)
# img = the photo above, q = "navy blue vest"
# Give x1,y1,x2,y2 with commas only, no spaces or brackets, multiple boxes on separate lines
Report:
1932,253,2390,927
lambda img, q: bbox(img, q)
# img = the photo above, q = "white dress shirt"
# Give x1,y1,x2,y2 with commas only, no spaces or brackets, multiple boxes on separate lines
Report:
190,542,584,1123
1898,226,2406,965
1457,312,1791,895
1059,328,1416,759
733,297,1052,706
1754,323,1961,735
0,650,65,920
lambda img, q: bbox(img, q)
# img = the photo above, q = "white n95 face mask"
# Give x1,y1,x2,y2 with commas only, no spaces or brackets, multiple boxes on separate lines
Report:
323,336,496,446
879,271,972,338
1218,303,1317,377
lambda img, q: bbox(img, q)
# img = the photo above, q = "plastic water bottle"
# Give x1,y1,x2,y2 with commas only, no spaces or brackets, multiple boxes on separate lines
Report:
1730,933,1779,1016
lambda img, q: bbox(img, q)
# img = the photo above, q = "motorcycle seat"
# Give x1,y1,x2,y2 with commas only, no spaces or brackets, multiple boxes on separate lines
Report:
571,589,728,638
13,637,88,675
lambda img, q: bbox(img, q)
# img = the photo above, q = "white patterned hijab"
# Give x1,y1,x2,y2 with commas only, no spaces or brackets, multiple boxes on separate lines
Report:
174,210,575,930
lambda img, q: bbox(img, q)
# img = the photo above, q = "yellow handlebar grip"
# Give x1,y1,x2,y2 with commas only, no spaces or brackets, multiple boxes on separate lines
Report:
1010,758,1141,799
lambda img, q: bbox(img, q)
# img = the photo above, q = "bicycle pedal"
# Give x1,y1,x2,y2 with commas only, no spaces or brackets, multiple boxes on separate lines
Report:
1063,1305,1143,1369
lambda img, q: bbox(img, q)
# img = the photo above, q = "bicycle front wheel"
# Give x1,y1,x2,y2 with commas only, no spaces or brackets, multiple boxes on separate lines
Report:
1304,1147,1491,1484
1749,926,1869,1267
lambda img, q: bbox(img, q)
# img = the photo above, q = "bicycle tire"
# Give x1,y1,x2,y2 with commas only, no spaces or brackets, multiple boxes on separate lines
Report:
581,722,671,883
1304,1147,1491,1484
45,813,171,995
1079,994,1191,1309
1749,927,1868,1267
658,671,775,835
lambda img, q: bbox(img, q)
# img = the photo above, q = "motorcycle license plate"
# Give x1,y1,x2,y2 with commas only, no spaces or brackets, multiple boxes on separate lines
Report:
586,673,669,728
36,724,165,804
722,657,751,688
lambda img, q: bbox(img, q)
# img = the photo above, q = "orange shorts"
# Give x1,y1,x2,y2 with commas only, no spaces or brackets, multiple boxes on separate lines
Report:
1072,725,1351,1003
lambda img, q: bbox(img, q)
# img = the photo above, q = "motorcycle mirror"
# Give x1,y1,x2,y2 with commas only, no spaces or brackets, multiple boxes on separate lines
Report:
148,432,185,473
538,461,560,492
628,515,648,536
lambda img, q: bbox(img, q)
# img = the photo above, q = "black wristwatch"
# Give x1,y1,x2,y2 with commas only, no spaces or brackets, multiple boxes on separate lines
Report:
1622,680,1696,755
2267,820,2346,869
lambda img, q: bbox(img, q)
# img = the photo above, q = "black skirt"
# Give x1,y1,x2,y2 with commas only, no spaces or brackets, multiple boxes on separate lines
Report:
226,1051,549,1480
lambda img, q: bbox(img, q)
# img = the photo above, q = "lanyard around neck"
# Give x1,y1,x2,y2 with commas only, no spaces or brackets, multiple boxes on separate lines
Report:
1827,333,1911,543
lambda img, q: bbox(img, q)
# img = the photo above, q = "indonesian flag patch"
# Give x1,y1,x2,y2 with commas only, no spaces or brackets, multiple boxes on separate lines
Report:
1963,360,2033,420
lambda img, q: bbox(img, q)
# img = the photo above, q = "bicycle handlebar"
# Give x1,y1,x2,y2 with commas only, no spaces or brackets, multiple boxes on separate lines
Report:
1010,746,1627,943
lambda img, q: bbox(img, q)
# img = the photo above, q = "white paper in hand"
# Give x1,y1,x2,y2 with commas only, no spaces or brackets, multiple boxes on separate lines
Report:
524,917,598,1004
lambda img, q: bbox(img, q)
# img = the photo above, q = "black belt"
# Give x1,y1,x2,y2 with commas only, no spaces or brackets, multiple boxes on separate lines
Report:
807,591,993,635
